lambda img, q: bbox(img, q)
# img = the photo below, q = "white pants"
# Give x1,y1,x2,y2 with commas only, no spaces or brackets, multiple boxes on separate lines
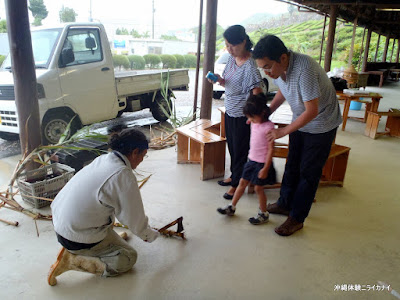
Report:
70,229,137,276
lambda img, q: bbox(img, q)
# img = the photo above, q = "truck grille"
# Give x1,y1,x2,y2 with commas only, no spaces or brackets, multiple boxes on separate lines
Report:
0,86,15,100
0,110,18,127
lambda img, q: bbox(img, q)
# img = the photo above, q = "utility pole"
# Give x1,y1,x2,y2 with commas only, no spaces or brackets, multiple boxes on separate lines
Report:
89,0,93,22
152,0,155,39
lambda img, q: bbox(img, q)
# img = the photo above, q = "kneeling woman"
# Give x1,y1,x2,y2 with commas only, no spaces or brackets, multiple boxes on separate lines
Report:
48,128,159,286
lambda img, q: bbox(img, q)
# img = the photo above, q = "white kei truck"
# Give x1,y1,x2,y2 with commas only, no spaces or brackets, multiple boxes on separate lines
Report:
0,23,189,144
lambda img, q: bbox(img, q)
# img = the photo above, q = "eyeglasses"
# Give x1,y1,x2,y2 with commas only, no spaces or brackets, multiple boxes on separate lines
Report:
262,61,276,73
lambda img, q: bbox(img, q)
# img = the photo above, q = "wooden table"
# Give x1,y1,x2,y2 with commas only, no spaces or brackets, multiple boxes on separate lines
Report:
389,69,400,81
336,91,383,131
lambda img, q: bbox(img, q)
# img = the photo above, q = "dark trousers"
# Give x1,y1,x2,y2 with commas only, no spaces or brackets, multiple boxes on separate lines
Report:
225,114,250,188
277,128,337,223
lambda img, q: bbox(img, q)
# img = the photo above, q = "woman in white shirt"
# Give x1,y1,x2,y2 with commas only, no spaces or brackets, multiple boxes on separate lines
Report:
48,128,159,286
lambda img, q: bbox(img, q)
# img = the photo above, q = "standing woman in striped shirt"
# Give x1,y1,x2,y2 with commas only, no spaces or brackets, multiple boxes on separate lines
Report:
210,25,264,200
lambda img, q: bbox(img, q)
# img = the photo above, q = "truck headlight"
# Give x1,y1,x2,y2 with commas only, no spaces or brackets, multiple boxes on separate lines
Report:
37,83,46,99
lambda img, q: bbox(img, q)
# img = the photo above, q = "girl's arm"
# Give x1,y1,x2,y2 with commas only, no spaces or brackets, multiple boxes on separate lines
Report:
258,139,274,179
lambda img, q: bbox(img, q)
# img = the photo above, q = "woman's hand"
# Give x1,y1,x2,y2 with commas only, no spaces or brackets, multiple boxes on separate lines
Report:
258,167,268,179
266,128,286,142
208,74,225,86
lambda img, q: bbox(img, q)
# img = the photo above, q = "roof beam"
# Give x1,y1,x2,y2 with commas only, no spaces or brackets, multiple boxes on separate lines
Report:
301,1,400,8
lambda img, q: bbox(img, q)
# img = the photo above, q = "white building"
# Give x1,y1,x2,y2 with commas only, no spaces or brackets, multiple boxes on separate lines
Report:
110,35,198,56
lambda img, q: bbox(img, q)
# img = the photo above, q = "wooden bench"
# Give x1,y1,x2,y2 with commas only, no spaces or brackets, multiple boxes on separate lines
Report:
268,143,351,188
364,108,400,139
176,119,226,180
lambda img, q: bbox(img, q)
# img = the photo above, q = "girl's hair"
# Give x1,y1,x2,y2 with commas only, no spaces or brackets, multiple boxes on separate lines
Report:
243,93,271,122
223,25,253,51
109,128,149,155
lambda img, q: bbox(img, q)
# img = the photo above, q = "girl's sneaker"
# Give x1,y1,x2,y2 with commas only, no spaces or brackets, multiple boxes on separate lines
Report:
248,212,269,225
217,205,235,216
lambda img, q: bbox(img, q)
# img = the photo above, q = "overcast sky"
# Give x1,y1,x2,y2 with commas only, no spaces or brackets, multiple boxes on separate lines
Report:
0,0,289,34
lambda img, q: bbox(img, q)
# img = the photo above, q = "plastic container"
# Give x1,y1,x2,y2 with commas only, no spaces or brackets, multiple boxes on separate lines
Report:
349,100,362,110
206,71,218,83
17,163,75,208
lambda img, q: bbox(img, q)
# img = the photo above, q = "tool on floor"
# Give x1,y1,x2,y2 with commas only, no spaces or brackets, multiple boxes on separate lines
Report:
156,216,185,240
114,216,186,240
0,217,19,226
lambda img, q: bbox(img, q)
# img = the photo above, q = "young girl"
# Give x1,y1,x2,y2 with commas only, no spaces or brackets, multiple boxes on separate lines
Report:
217,93,275,225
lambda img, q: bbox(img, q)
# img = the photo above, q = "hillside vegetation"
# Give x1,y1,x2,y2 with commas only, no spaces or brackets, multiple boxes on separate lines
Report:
217,13,398,70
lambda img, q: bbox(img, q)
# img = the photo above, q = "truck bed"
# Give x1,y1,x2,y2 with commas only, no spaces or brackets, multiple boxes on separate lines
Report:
115,69,189,97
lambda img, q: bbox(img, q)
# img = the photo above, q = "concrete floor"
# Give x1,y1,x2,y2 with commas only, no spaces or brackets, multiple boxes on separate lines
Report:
0,82,400,300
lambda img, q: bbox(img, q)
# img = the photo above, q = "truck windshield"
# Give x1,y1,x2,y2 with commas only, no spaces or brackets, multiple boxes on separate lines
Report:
2,29,61,70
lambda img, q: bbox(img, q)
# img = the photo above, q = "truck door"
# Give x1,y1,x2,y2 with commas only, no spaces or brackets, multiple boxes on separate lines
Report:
57,27,117,125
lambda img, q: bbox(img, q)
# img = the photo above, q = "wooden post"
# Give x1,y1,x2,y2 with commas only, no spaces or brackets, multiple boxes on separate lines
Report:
319,14,327,65
374,34,381,62
382,36,390,62
348,17,358,68
193,0,203,121
324,5,338,72
5,0,41,158
390,38,395,62
396,39,400,64
362,29,372,72
357,28,366,71
200,0,218,120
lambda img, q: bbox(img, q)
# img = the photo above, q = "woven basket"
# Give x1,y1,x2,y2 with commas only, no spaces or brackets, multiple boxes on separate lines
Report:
17,163,75,208
343,65,359,86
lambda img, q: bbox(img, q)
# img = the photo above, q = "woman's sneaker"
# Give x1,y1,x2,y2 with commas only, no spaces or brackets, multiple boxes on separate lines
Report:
248,212,269,225
217,205,235,216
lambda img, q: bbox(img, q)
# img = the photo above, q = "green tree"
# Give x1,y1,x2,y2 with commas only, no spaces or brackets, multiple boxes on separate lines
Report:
59,6,77,23
130,29,141,38
116,28,129,35
142,31,150,38
160,35,179,41
183,54,197,68
112,55,130,70
0,55,5,66
143,54,161,69
29,0,48,26
128,55,145,70
173,54,185,68
0,20,7,33
160,54,177,68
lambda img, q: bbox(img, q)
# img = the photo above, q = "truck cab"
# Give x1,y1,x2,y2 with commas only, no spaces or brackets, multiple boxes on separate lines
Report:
0,23,122,144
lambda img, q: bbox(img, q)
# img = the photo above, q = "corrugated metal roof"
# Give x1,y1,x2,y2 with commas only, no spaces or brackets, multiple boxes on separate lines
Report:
281,0,400,38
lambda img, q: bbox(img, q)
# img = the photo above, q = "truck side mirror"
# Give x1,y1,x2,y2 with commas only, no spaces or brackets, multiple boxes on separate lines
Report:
59,48,75,68
85,37,96,49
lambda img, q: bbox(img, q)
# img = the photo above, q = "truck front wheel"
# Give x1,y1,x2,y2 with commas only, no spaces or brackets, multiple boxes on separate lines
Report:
42,112,81,145
151,97,171,122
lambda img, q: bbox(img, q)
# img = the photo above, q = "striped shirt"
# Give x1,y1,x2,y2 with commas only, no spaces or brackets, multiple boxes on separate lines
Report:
223,55,262,117
274,51,342,134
